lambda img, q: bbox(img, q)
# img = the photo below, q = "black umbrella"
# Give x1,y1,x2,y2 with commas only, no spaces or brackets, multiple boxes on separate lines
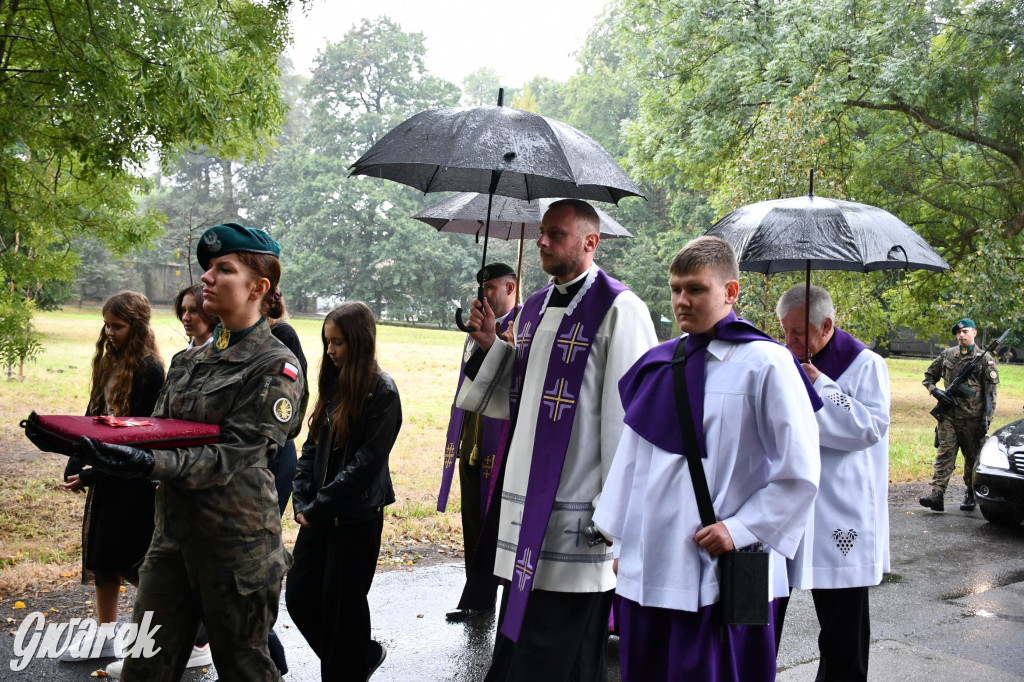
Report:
414,193,634,323
350,89,643,330
705,172,950,359
413,193,633,239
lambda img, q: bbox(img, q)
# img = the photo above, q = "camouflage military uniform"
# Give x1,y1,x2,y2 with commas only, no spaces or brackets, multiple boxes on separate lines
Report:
923,344,998,496
122,320,306,682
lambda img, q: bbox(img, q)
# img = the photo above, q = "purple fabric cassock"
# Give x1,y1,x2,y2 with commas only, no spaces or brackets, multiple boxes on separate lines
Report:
437,308,518,516
810,326,868,382
619,310,823,457
618,597,779,682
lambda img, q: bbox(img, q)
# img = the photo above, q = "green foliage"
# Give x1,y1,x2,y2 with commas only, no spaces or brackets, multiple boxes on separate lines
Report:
1,0,299,356
0,291,42,378
247,17,480,321
528,9,716,326
461,68,508,106
609,0,1024,338
71,239,130,305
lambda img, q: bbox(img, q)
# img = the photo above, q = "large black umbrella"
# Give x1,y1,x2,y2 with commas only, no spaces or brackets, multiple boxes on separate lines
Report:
350,89,643,330
705,175,949,359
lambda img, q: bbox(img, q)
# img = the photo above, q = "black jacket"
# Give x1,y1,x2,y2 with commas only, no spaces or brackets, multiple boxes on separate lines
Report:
292,372,401,525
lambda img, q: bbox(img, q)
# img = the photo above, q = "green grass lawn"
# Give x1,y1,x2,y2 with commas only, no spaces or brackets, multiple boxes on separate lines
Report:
2,307,1022,591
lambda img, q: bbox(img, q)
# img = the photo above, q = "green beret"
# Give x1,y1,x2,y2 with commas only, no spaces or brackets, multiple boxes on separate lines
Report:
197,223,281,270
476,262,515,285
952,318,976,334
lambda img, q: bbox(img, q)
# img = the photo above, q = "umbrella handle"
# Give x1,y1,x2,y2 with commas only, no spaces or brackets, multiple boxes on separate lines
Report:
455,307,476,333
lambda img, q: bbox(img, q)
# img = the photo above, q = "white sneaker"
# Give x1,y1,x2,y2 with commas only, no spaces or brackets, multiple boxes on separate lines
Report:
104,658,125,679
58,623,120,661
187,643,213,668
104,644,212,678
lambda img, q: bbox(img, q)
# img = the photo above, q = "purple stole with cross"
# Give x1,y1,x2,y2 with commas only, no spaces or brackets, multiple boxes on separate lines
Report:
437,308,518,517
500,268,626,642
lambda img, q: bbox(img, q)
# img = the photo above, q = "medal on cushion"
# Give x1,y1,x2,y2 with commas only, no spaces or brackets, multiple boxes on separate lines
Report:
215,326,230,351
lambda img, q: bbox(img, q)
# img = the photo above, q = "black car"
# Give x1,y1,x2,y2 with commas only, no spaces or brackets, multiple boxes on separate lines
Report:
974,419,1024,527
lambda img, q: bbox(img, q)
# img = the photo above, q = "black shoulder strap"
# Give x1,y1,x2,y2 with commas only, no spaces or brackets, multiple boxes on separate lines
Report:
671,337,717,528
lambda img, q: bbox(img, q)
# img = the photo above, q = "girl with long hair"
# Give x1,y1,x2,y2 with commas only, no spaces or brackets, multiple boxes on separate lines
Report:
74,223,306,681
287,301,402,681
173,283,219,348
59,291,164,661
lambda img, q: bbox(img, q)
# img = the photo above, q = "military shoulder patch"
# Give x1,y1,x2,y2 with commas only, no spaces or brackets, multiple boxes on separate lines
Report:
282,362,298,381
273,397,293,423
990,370,997,379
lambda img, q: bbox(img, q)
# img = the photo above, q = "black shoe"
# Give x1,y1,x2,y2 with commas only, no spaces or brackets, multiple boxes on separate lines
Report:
919,490,945,512
960,495,976,512
445,607,487,622
366,641,386,680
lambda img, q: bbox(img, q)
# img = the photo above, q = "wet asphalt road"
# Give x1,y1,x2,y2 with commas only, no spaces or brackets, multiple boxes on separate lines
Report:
3,493,1022,681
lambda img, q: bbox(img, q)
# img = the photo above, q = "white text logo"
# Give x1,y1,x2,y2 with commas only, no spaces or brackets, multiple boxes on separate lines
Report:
10,612,162,671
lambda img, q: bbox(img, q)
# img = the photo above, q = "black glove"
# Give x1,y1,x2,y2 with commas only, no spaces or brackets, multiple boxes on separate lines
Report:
75,437,155,479
931,388,957,408
22,422,69,455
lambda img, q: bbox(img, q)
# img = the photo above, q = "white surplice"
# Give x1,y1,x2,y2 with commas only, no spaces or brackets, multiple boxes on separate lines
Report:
457,265,656,592
592,337,821,612
787,347,890,590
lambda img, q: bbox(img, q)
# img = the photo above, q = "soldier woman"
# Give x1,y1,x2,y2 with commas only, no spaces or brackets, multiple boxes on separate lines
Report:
287,301,402,681
58,291,164,661
75,223,306,681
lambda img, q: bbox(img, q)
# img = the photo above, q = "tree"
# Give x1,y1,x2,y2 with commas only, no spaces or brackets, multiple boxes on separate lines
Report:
614,0,1024,338
259,17,479,322
1,0,300,366
72,239,129,307
527,8,714,333
462,67,506,106
131,149,249,302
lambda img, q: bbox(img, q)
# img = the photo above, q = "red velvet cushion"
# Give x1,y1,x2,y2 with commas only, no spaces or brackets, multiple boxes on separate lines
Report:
23,412,219,454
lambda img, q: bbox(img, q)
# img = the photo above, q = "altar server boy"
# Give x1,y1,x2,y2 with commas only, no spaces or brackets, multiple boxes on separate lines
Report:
593,236,821,681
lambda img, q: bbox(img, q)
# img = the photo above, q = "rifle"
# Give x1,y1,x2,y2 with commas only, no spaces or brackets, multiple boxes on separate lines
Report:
929,329,1009,421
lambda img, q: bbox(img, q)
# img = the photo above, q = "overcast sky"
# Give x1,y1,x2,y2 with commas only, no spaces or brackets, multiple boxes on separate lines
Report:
286,0,609,89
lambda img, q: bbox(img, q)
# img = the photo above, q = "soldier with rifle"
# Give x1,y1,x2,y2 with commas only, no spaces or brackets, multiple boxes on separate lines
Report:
921,319,1001,513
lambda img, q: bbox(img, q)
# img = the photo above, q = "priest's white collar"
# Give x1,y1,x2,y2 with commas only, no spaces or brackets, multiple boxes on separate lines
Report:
552,267,590,294
541,265,599,317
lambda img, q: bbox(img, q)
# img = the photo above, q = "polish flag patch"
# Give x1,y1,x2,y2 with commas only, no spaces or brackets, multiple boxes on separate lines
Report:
282,362,299,381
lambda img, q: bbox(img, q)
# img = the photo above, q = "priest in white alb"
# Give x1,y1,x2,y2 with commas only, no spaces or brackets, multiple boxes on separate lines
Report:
457,199,656,681
775,284,890,681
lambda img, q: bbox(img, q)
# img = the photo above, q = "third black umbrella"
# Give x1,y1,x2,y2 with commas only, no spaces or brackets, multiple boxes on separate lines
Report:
705,172,949,359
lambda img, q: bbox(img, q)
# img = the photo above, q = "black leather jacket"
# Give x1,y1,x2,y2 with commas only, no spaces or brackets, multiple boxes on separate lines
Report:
292,372,401,526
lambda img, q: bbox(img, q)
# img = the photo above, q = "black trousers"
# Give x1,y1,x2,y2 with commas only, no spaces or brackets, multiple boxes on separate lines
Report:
285,513,383,682
459,451,485,570
811,586,870,682
486,587,613,682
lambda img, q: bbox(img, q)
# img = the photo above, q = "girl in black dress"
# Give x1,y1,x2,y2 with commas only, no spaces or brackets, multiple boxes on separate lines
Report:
288,302,402,681
59,291,164,661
